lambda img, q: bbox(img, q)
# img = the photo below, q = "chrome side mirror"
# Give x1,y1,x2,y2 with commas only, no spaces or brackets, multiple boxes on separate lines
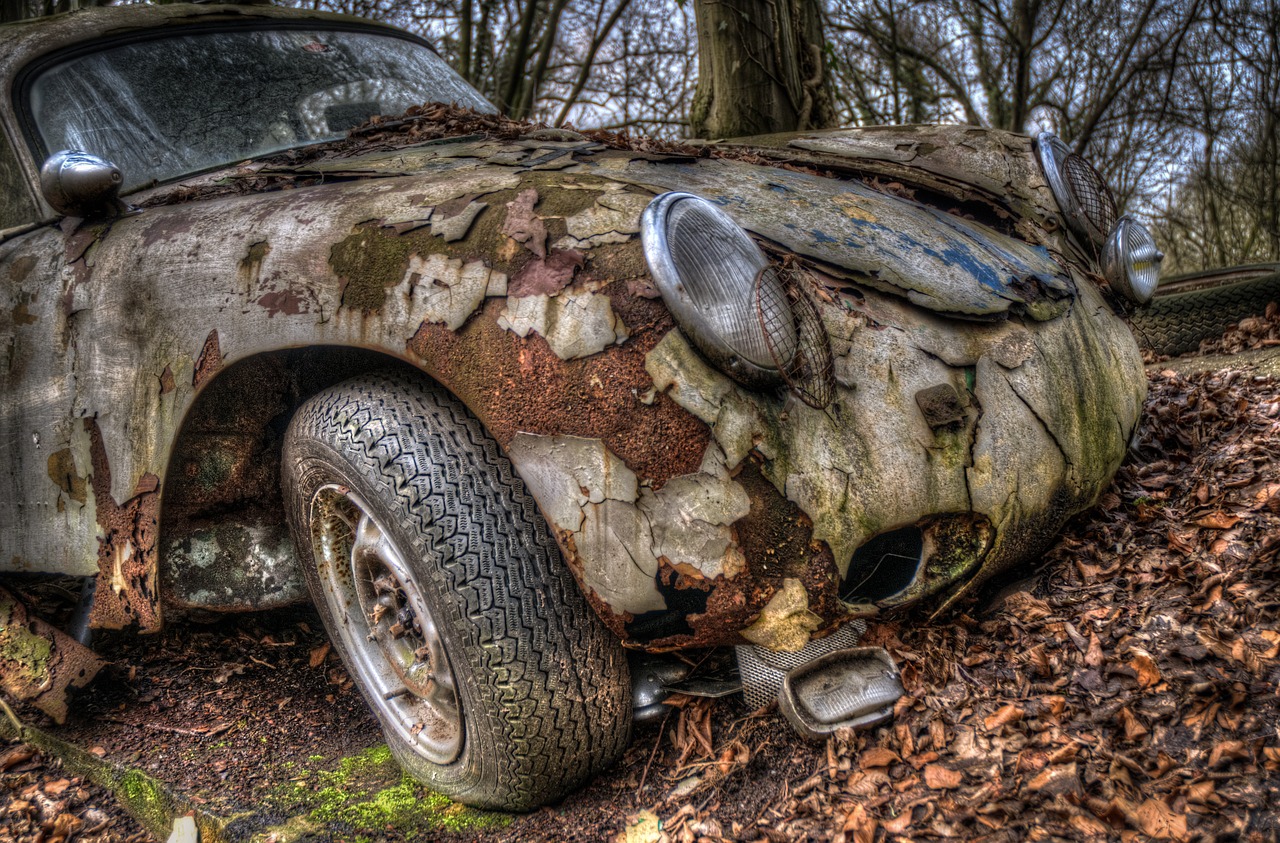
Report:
40,150,125,218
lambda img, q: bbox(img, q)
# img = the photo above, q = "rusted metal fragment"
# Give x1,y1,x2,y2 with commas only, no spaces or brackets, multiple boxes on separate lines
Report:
581,155,1073,320
497,289,628,360
741,578,822,652
0,587,104,722
85,418,162,632
193,329,223,389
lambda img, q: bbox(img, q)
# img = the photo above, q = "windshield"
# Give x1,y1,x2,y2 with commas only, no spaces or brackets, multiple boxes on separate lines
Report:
24,27,494,190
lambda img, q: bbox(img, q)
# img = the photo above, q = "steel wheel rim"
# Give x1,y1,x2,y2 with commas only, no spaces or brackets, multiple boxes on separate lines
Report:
310,484,463,764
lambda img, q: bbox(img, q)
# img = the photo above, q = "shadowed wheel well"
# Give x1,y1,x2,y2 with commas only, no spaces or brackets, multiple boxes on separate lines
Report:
158,347,440,613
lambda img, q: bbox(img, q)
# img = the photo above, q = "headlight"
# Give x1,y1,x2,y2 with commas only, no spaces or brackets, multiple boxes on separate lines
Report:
1102,216,1163,304
641,192,797,388
1036,132,1118,250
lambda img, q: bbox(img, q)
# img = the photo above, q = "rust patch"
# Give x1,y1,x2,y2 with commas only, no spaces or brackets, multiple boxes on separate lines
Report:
84,418,162,632
46,448,87,505
7,255,35,284
193,329,223,389
508,249,583,297
11,292,37,326
159,365,176,395
408,297,708,488
501,188,547,258
0,587,104,723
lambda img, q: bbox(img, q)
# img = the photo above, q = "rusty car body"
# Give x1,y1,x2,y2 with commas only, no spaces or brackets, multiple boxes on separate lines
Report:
0,2,1154,810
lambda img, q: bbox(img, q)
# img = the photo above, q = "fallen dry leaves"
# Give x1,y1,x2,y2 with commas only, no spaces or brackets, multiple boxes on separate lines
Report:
628,360,1280,842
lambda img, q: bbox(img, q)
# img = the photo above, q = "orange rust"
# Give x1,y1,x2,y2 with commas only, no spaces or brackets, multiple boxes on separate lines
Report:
85,418,162,632
193,329,223,389
407,297,708,488
0,586,104,723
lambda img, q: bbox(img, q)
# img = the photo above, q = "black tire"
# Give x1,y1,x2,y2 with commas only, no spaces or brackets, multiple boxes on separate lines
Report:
1132,270,1280,357
281,372,631,810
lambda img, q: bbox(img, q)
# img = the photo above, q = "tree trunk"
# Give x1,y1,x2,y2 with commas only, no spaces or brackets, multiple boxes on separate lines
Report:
689,0,836,139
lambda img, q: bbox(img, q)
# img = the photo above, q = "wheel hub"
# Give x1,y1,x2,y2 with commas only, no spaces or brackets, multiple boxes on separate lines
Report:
311,485,463,764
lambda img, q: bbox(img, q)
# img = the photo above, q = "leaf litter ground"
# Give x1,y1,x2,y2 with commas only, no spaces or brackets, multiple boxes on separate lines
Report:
4,328,1280,842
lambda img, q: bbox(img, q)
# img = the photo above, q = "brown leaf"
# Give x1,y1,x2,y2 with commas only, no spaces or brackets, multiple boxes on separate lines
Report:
1194,511,1240,529
309,642,331,669
859,747,901,769
839,804,876,843
983,703,1024,732
0,746,34,772
1208,739,1248,769
1118,707,1149,741
1027,763,1080,797
1134,797,1188,841
43,778,71,796
923,764,962,790
1085,632,1105,668
1128,649,1161,688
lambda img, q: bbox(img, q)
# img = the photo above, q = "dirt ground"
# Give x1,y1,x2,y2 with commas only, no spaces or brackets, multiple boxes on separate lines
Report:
4,324,1280,842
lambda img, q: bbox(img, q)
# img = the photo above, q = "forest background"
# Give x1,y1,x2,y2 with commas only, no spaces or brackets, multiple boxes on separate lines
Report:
4,0,1278,275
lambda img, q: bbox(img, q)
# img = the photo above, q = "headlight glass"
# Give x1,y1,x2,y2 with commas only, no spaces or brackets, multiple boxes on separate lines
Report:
1036,132,1118,250
1102,215,1163,304
641,192,796,387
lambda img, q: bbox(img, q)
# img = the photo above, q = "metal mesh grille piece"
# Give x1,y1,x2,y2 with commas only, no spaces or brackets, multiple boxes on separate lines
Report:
755,266,836,409
1062,153,1118,244
736,619,868,710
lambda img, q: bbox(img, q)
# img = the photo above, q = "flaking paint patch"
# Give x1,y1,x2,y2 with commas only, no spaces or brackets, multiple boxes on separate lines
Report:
401,254,507,331
507,435,754,616
638,445,750,579
507,434,639,532
557,192,652,250
496,291,628,360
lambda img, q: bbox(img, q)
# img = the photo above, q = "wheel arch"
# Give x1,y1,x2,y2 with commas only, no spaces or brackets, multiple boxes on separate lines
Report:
157,344,452,614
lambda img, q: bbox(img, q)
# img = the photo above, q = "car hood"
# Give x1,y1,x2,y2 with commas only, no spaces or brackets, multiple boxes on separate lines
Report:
154,133,1075,321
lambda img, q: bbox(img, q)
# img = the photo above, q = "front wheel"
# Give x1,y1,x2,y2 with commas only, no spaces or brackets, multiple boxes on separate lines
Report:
282,373,631,810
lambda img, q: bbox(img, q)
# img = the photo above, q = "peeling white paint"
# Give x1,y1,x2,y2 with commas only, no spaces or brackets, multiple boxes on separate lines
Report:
398,254,506,331
557,192,651,251
508,434,639,532
497,291,629,359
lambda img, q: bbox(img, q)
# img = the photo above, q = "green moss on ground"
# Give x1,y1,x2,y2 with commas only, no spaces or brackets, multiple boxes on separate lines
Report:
262,745,508,839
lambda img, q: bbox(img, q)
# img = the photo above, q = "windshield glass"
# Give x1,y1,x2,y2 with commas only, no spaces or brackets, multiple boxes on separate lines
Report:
25,27,494,190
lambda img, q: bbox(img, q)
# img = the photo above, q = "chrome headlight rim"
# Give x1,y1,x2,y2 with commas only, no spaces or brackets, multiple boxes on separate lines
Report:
640,191,792,389
1102,215,1164,305
1035,131,1118,250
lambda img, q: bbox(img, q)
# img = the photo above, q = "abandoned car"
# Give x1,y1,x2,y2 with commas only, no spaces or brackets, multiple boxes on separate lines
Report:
0,3,1160,811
